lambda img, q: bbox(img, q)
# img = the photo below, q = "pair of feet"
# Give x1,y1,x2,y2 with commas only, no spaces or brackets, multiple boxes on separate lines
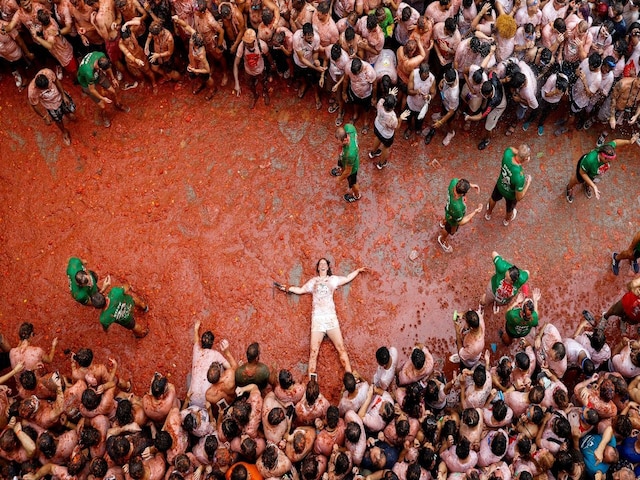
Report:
566,183,592,203
612,252,640,275
485,204,517,226
368,149,388,169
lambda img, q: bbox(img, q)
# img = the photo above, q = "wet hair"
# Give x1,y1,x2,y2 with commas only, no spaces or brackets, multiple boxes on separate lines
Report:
530,405,544,424
262,444,279,469
151,375,168,398
301,456,319,480
472,364,486,387
19,370,36,391
588,53,602,69
36,9,50,25
155,430,173,451
519,473,533,480
402,382,423,419
107,435,131,461
423,380,439,403
552,415,571,438
317,0,330,13
418,446,436,470
441,419,458,441
68,450,87,475
555,73,569,92
326,405,340,428
35,73,50,89
380,74,392,94
149,21,162,35
614,414,633,437
583,408,600,426
97,56,111,71
246,342,260,362
221,417,240,438
80,425,100,447
376,346,390,366
345,421,361,442
116,399,134,425
241,437,257,461
582,358,595,376
551,341,566,360
554,450,573,471
462,408,480,426
553,17,566,33
507,266,520,283
396,418,410,438
481,80,494,97
302,22,314,36
91,292,106,309
335,452,350,475
492,400,508,421
19,322,34,340
343,371,356,392
38,432,56,458
279,369,294,389
456,438,471,459
81,388,101,410
293,431,306,453
406,463,421,480
74,348,94,367
552,388,569,409
588,330,606,351
204,435,218,458
207,362,222,384
496,359,512,384
267,407,285,425
401,5,412,21
129,456,145,479
380,401,395,423
600,379,615,401
471,67,484,85
383,94,397,111
331,43,342,61
516,436,532,457
350,57,363,74
183,413,197,433
192,32,205,48
490,432,507,456
418,61,430,77
233,401,251,426
201,331,215,349
444,17,457,33
0,429,17,451
90,457,108,477
465,310,480,329
514,351,530,370
367,13,377,30
455,179,471,196
219,3,231,16
261,7,273,23
121,26,132,39
305,378,320,404
420,416,438,444
539,48,552,65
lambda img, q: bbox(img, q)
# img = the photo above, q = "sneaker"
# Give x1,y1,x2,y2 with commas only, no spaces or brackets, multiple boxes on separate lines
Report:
596,132,608,147
538,125,544,136
612,252,620,275
503,208,517,226
442,130,455,146
283,69,291,79
330,167,343,177
566,186,574,204
584,184,593,199
123,81,139,90
554,126,569,136
438,235,453,253
522,121,530,131
478,138,490,150
376,161,388,170
633,258,639,274
116,70,123,81
56,65,63,80
439,221,445,229
424,128,435,145
368,149,382,159
12,70,22,89
449,353,460,363
484,203,491,221
583,118,594,130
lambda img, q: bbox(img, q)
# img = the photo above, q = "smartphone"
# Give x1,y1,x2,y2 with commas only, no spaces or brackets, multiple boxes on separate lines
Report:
310,373,318,382
217,399,229,410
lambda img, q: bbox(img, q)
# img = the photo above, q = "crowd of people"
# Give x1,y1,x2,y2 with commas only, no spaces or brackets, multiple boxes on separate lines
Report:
5,0,640,150
2,245,640,480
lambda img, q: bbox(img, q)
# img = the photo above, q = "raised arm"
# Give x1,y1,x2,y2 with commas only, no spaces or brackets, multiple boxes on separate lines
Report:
336,267,368,287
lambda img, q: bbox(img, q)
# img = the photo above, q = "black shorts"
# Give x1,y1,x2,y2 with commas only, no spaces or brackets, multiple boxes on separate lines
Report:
189,71,210,81
575,155,588,183
0,351,9,372
374,125,394,148
444,221,458,235
347,171,358,188
491,184,517,213
294,64,318,82
347,87,372,111
48,93,76,123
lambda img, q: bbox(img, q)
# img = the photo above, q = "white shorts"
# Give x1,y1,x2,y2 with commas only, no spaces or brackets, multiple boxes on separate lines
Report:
311,313,340,333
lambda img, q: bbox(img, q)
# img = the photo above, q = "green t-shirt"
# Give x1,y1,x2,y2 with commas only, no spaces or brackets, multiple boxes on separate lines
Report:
505,308,539,337
496,148,525,201
445,178,466,226
341,123,359,173
66,257,98,305
77,51,106,88
580,141,615,180
370,7,394,38
99,287,135,330
490,255,529,304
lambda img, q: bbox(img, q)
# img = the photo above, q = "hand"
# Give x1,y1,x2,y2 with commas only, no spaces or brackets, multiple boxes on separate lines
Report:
96,384,105,395
557,33,565,43
631,133,639,144
187,65,194,73
475,203,483,214
108,357,117,368
319,73,325,88
332,83,340,93
52,337,59,348
389,86,398,97
233,85,241,96
52,371,62,389
172,14,179,21
103,275,111,288
220,339,229,351
123,464,130,474
367,436,376,447
136,58,145,66
593,185,601,200
399,109,410,121
532,288,541,302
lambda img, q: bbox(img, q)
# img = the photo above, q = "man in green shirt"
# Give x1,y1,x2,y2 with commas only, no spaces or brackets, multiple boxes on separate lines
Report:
500,288,541,345
66,257,102,306
566,134,638,203
437,178,483,253
332,124,361,202
92,285,149,338
77,51,130,128
481,251,530,313
485,144,532,227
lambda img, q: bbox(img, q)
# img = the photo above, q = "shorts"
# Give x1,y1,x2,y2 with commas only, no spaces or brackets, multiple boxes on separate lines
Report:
48,93,76,122
189,71,211,82
105,33,123,64
374,125,394,148
575,155,590,184
485,94,507,131
311,313,340,333
444,220,459,235
115,316,136,330
0,351,9,371
347,171,358,188
294,63,318,82
491,184,517,213
347,87,372,111
82,72,112,103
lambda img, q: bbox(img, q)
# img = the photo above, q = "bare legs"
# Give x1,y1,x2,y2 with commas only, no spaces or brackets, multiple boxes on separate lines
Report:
308,326,352,377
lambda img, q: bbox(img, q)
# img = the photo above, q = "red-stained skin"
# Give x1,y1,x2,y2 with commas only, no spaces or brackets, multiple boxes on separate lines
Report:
0,73,636,402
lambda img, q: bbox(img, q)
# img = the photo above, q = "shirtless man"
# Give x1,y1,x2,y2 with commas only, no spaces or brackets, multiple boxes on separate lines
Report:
173,17,216,100
73,0,105,46
274,369,305,405
192,0,228,86
163,405,189,464
22,372,66,429
142,372,180,423
92,0,126,78
247,0,280,31
37,428,79,466
295,379,330,426
205,358,237,406
144,20,181,82
314,406,345,456
261,391,290,443
114,0,148,38
128,452,167,480
453,309,485,369
607,76,640,133
397,344,434,385
10,323,58,373
218,2,246,55
119,22,157,92
234,383,263,438
257,443,295,478
79,383,117,421
285,425,316,463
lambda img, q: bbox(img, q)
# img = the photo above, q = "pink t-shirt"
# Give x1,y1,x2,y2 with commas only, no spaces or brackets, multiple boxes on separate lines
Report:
346,60,376,98
28,69,62,110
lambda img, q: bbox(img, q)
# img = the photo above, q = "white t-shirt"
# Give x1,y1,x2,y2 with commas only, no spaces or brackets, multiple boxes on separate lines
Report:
374,98,399,139
572,58,601,109
292,29,321,68
407,68,435,112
